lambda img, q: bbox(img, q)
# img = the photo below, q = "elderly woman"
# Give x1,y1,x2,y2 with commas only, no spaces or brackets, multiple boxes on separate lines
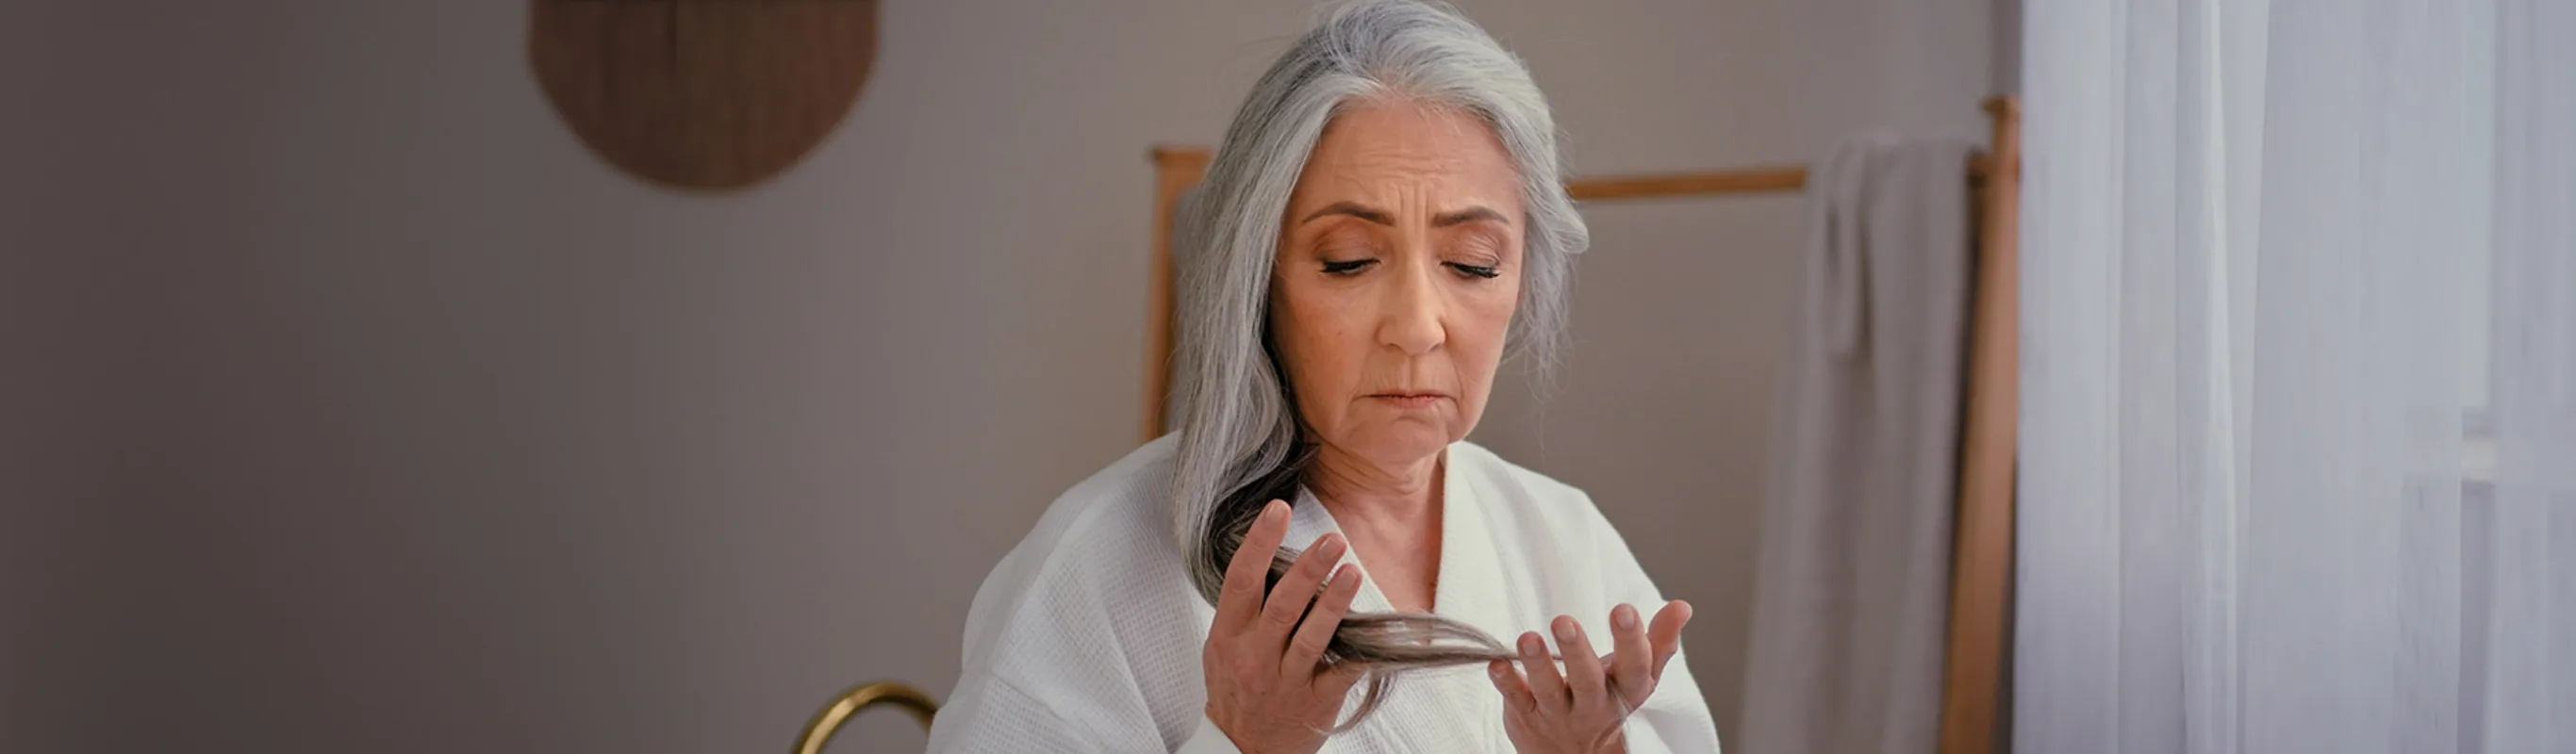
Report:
928,2,1722,752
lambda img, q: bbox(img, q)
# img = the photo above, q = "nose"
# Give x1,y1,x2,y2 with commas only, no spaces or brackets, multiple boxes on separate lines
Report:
1377,250,1446,356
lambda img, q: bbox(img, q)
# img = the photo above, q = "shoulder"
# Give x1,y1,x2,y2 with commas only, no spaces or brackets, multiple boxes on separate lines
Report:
961,435,1195,663
946,435,1210,738
1448,440,1665,600
1007,434,1185,566
1448,439,1615,534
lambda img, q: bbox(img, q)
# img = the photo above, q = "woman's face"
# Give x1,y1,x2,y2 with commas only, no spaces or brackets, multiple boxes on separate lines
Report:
1271,101,1526,468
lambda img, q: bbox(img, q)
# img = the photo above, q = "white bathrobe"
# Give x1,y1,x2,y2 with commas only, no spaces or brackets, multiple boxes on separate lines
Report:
927,435,1724,753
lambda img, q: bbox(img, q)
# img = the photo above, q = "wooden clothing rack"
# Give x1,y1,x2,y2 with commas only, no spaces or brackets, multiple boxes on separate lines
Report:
1136,95,2023,754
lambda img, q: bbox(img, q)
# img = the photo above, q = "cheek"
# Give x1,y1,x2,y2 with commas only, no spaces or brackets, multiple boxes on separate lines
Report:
1273,283,1360,395
1454,277,1521,359
1446,278,1520,408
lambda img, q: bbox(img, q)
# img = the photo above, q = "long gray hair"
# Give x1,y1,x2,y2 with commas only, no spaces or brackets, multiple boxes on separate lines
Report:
1166,0,1590,724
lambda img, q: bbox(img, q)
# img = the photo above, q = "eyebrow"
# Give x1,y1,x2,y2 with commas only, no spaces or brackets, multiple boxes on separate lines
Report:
1297,201,1511,228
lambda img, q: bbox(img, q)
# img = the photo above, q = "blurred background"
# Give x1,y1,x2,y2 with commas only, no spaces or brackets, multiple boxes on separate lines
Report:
2,1,2017,751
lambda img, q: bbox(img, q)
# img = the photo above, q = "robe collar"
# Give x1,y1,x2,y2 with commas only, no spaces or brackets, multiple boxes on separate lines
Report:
1283,444,1513,641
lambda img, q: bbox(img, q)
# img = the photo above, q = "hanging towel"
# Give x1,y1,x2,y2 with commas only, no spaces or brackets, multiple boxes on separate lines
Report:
1736,133,1979,754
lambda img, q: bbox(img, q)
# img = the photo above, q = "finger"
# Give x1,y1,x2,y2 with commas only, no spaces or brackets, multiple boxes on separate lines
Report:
1255,532,1347,650
1283,563,1361,679
1214,500,1291,634
1516,631,1567,713
1552,615,1610,716
1487,659,1536,713
1646,599,1694,680
1607,603,1654,708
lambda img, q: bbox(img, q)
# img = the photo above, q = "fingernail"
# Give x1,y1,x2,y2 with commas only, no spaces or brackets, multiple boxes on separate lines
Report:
1262,500,1285,523
1554,618,1577,643
1614,605,1637,631
1489,660,1509,680
1520,632,1544,653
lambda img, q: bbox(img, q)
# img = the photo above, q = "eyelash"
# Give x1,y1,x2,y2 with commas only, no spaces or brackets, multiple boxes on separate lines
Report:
1319,258,1501,280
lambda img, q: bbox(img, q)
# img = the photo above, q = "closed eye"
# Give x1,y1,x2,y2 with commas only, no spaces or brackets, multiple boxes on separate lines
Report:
1447,262,1501,279
1322,259,1377,276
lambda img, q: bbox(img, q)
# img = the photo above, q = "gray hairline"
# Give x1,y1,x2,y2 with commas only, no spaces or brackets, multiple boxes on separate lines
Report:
1167,0,1591,587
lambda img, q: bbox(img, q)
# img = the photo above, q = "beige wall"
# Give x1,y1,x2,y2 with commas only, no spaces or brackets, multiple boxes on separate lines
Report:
2,1,1990,750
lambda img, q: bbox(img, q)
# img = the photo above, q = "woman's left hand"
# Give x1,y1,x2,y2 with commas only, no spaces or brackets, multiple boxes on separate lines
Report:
1485,600,1693,754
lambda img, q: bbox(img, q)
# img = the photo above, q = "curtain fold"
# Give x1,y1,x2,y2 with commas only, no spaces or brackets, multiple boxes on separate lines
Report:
2018,0,2572,751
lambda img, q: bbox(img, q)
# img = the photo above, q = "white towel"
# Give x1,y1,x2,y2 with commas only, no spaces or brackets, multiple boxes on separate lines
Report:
1737,133,1979,754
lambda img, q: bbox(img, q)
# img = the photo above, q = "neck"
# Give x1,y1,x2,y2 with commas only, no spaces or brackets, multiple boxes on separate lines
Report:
1305,443,1445,527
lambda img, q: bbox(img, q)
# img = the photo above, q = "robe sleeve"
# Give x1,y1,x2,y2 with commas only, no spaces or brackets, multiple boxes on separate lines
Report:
926,437,1234,752
1586,500,1728,754
931,615,1247,754
925,674,1098,754
1172,715,1244,754
926,553,1208,754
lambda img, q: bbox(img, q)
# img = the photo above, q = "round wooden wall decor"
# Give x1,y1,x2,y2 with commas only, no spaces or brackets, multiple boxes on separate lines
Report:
529,0,878,190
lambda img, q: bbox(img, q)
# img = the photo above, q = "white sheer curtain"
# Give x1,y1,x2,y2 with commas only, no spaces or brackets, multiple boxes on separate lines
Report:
2017,1,2572,752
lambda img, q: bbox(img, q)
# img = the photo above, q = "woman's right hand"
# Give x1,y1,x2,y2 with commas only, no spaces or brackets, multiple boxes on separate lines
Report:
1202,499,1366,754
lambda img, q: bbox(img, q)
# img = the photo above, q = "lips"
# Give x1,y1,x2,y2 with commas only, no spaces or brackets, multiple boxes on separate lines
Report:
1368,392,1448,407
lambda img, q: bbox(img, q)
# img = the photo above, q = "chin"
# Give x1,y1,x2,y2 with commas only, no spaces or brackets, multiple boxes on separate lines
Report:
1340,422,1461,466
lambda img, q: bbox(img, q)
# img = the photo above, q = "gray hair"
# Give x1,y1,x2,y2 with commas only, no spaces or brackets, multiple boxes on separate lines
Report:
1165,0,1590,726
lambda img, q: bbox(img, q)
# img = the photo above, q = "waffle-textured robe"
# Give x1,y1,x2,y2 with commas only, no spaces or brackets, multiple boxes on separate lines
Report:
927,435,1724,753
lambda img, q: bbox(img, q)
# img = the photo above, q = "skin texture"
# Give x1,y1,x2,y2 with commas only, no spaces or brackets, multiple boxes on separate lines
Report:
1202,101,1693,753
1272,101,1523,615
1487,601,1694,753
1201,500,1367,754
